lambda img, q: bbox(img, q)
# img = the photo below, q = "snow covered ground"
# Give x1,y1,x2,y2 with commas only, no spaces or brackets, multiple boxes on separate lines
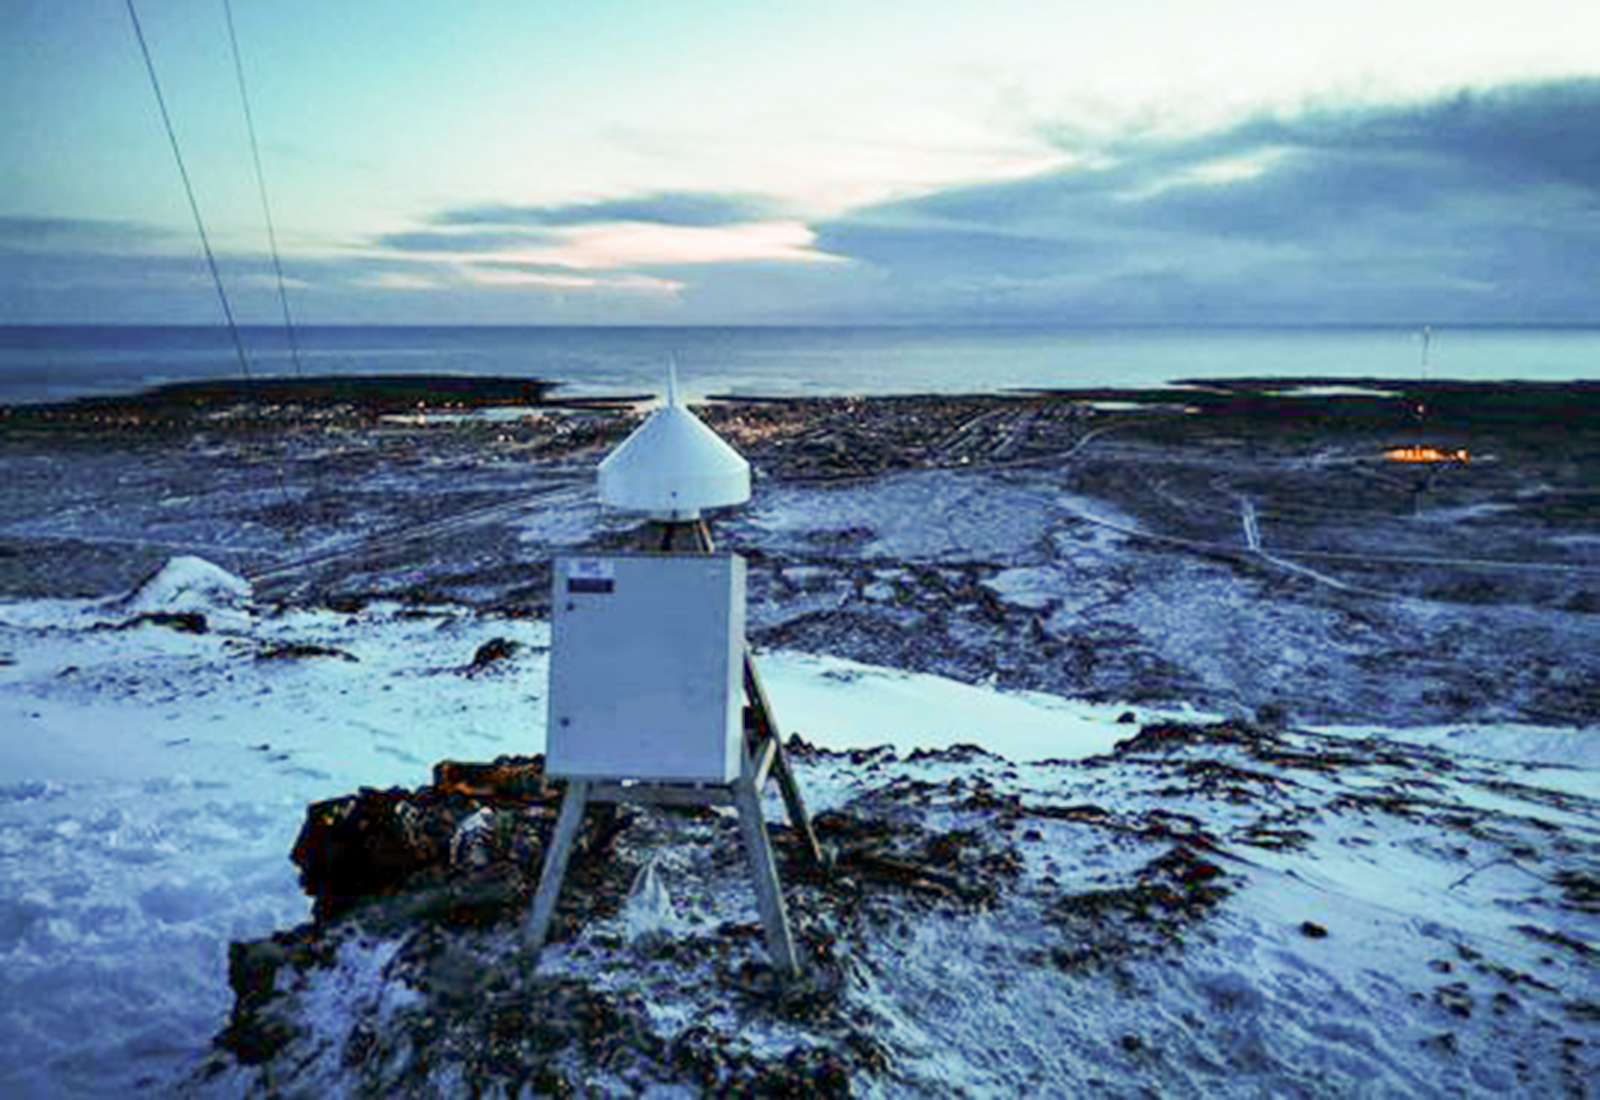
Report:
1,558,1596,1096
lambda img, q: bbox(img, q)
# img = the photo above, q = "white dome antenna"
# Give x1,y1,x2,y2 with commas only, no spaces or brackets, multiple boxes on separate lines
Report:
598,365,750,520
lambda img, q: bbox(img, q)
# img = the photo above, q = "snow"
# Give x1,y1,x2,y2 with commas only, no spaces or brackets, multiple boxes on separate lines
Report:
0,572,552,1097
0,558,1596,1096
981,565,1063,609
115,556,254,619
760,650,1207,761
620,854,684,948
523,719,1597,1095
747,470,1059,562
1317,720,1600,771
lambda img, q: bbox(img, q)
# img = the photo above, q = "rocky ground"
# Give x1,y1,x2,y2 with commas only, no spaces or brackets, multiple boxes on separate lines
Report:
201,720,1598,1097
1,379,1595,1096
1,376,1595,728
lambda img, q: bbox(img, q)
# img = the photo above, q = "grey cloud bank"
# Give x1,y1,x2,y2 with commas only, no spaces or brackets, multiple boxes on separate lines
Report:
432,192,786,230
370,192,786,257
2,80,1597,324
807,80,1600,323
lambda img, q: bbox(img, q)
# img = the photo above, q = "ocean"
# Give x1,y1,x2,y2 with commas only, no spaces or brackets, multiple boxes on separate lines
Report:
0,324,1595,406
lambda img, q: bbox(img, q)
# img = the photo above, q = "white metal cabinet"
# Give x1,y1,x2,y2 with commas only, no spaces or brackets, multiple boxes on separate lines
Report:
545,554,745,783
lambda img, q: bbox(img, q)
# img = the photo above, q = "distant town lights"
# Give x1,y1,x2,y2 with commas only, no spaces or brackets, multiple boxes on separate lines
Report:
1385,446,1471,464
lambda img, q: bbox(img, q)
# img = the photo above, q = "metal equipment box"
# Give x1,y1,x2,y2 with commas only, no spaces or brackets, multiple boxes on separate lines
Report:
546,554,746,783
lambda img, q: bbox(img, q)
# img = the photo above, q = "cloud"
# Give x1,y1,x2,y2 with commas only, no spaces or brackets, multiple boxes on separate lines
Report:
432,191,785,229
0,216,179,253
373,228,559,253
1230,81,1600,192
374,206,836,275
6,81,1597,324
350,270,442,291
463,266,683,293
815,224,1098,278
810,78,1600,322
0,241,688,324
371,190,828,277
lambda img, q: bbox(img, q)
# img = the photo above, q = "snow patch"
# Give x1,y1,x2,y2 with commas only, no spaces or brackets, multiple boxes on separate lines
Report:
761,650,1202,761
983,564,1065,609
116,556,253,618
1315,721,1600,771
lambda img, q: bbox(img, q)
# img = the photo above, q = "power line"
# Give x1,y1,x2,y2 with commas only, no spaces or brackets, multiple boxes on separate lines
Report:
223,0,304,378
127,0,308,554
123,0,253,380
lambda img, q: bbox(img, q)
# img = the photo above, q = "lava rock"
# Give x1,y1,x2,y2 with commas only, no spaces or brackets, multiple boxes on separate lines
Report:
468,636,521,672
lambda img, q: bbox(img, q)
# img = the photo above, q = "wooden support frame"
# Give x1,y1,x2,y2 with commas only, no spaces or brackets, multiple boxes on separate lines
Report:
524,518,822,977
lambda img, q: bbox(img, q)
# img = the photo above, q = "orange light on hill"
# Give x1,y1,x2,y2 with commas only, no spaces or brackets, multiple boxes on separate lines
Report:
1385,446,1470,464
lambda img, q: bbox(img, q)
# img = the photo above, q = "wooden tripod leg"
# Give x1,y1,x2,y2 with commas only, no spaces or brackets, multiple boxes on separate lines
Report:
743,653,824,866
732,775,800,976
692,521,819,864
524,779,591,953
771,743,823,866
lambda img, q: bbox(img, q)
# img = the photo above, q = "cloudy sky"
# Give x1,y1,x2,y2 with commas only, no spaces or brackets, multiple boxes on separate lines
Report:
2,0,1596,325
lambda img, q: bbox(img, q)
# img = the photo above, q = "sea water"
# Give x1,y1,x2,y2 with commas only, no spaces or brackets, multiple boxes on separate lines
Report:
0,324,1595,406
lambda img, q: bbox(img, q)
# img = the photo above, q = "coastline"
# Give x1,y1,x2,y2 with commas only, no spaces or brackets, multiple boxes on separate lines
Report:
6,323,1600,409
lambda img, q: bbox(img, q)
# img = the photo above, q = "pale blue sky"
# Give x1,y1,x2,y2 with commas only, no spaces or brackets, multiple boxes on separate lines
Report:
2,0,1596,323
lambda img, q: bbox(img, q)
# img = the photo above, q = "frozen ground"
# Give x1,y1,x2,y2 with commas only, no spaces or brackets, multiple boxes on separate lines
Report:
0,560,1595,1096
0,384,1595,1093
2,387,1594,728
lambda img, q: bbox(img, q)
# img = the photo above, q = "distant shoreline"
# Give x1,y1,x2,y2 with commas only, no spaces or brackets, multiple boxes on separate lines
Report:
7,321,1600,333
2,371,1595,434
4,324,1597,409
0,373,649,425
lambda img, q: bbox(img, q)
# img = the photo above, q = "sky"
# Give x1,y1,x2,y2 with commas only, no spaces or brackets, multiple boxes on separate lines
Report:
1,0,1597,325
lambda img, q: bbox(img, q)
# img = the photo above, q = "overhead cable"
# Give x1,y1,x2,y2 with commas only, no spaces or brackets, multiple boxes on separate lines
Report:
223,0,304,377
124,0,253,380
